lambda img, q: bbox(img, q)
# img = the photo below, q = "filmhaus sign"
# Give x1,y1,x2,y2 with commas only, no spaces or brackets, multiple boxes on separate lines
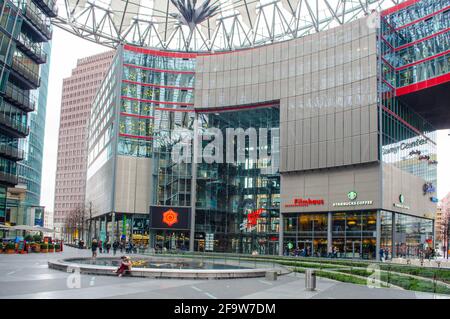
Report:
332,191,373,207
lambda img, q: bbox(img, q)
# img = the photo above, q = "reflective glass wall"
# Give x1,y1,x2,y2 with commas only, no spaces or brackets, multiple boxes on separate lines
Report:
195,106,280,254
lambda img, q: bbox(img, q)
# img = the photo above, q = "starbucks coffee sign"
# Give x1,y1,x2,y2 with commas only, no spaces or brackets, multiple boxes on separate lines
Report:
393,194,410,210
332,191,373,207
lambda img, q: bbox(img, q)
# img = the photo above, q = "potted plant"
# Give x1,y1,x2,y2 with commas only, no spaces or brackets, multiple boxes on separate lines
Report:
32,242,41,252
33,234,42,243
48,243,54,253
55,244,61,252
40,243,48,253
24,234,33,242
5,243,15,254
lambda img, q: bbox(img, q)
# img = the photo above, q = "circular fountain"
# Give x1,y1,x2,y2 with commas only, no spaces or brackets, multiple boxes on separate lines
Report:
48,256,284,279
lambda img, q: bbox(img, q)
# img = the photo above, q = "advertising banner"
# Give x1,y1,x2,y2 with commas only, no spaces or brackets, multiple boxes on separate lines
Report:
33,206,44,227
150,206,191,230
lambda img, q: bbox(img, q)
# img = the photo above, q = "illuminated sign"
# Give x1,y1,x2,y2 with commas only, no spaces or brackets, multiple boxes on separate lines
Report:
240,208,265,231
423,183,435,194
333,191,373,207
150,206,190,230
393,194,410,210
348,191,357,201
162,209,179,227
285,198,325,208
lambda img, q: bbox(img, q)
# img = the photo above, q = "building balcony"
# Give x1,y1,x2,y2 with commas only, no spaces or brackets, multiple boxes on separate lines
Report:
21,2,53,41
33,0,58,18
0,144,24,161
0,112,29,138
16,34,47,64
10,58,41,89
0,171,18,187
3,83,35,112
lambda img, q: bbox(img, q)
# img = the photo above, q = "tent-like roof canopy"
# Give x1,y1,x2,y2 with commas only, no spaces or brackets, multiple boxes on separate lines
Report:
53,0,405,52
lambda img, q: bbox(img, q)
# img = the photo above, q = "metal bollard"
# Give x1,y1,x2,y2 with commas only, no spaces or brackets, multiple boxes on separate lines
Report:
305,269,316,291
265,271,278,281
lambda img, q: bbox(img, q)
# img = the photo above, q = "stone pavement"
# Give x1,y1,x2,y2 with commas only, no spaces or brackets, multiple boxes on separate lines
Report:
0,247,447,299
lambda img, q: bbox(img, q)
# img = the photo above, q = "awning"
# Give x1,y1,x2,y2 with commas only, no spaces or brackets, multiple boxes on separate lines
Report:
0,224,11,230
10,225,54,232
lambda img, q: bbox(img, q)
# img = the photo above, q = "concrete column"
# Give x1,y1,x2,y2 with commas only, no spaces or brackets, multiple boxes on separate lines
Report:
392,212,396,258
376,211,381,261
279,213,284,256
189,114,199,252
327,212,332,255
104,215,107,241
111,212,115,242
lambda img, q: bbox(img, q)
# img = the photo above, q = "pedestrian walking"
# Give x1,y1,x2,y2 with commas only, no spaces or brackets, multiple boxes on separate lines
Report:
113,240,119,255
106,241,111,254
91,239,98,259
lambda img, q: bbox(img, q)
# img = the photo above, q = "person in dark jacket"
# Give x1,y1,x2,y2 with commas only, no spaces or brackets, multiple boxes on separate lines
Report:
106,241,111,254
91,239,98,259
112,240,119,255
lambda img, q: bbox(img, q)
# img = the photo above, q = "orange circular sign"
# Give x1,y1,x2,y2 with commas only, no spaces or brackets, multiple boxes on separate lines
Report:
162,209,179,227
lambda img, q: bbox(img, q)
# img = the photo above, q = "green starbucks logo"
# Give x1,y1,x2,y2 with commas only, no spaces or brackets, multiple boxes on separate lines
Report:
348,191,357,201
399,194,405,203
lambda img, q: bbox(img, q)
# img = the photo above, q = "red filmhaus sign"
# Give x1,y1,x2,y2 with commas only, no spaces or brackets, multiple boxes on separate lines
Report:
285,198,325,208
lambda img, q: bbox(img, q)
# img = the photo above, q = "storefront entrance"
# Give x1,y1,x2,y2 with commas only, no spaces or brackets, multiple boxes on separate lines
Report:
153,230,189,251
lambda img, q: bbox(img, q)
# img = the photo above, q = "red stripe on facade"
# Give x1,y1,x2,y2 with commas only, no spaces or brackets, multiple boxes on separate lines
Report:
395,28,450,51
121,95,194,106
122,79,194,90
395,5,450,31
120,112,155,119
123,63,195,75
382,79,396,92
381,0,420,17
124,44,197,59
396,72,450,96
119,133,154,140
382,106,437,145
396,49,450,71
381,36,395,51
381,56,395,70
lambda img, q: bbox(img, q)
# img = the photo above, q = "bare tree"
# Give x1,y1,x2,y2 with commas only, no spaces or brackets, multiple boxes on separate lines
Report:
63,206,88,245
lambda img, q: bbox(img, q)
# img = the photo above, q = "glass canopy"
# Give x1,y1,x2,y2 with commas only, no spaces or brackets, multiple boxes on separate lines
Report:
54,0,407,52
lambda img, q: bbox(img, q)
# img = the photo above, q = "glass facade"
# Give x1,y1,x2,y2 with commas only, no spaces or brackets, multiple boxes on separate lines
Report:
381,0,450,88
0,0,53,230
380,2,438,189
380,210,434,258
284,211,377,259
194,107,280,254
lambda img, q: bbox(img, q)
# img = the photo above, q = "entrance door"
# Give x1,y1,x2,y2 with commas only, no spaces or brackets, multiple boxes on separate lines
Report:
345,239,362,258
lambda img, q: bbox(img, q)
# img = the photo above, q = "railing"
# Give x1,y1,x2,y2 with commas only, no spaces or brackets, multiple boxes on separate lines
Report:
33,0,58,17
0,171,18,186
11,57,40,88
21,2,53,40
4,83,35,112
16,33,47,63
0,144,24,160
0,112,29,137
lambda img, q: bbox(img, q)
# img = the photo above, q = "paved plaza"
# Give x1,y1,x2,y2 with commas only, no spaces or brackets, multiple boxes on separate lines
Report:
0,247,448,299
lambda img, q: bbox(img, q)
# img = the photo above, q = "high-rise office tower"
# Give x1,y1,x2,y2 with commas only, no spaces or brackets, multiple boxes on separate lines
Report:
53,50,114,230
0,0,56,231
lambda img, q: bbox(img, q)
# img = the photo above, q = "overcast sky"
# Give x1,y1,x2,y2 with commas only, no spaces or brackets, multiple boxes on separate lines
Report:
39,27,450,211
